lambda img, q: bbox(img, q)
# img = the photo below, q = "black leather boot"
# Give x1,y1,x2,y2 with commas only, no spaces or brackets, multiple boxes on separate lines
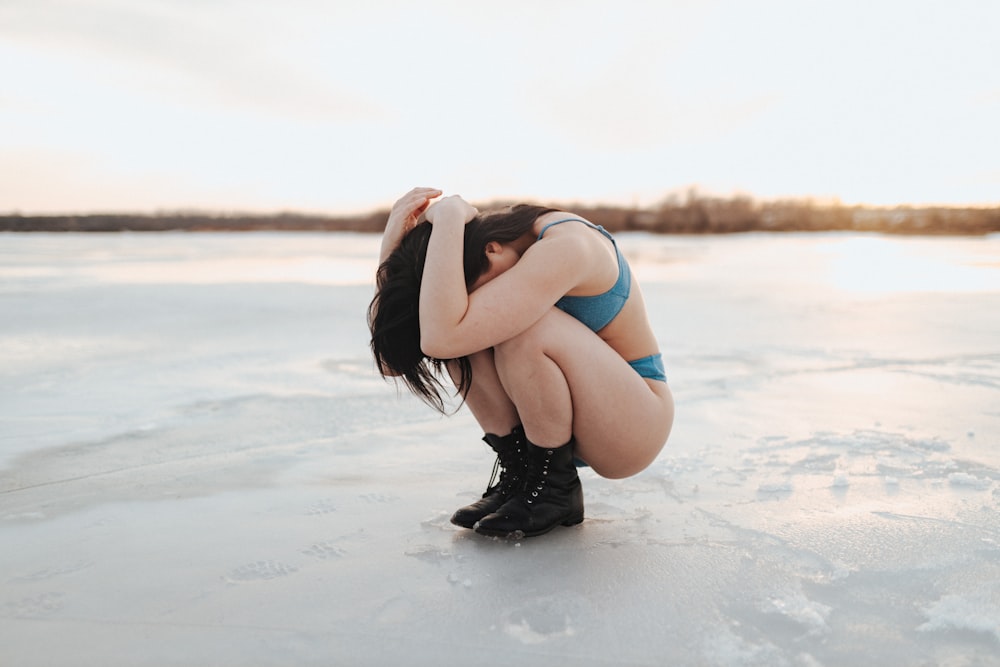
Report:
450,426,528,529
473,437,584,538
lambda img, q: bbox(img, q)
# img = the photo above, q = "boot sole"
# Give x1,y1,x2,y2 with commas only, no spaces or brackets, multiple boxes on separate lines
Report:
474,513,584,539
450,514,483,530
451,499,512,530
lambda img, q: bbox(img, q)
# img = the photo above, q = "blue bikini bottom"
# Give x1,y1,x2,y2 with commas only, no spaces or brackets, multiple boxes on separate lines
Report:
628,353,667,382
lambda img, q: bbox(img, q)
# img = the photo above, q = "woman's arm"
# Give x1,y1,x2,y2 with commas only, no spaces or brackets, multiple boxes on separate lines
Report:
418,195,479,355
378,187,442,265
419,200,591,359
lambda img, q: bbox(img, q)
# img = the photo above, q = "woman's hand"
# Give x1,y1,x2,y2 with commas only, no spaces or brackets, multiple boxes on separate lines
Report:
380,187,442,263
424,195,478,226
387,187,442,235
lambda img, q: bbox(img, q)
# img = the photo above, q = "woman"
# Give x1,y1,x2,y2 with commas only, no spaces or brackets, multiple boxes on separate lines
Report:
369,187,674,538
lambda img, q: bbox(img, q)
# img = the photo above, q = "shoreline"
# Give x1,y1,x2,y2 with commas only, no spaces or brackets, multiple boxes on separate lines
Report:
3,198,999,236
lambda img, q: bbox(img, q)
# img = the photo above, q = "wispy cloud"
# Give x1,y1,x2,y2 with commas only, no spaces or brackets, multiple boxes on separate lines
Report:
0,0,384,121
1,0,998,212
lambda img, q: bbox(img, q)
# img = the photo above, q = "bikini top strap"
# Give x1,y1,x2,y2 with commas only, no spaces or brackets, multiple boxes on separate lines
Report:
537,217,610,240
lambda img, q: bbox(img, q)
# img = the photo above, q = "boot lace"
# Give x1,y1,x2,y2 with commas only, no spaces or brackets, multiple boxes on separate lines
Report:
484,436,525,496
484,456,502,495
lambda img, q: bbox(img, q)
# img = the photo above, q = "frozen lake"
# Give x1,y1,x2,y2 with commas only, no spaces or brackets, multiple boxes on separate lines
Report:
2,231,999,666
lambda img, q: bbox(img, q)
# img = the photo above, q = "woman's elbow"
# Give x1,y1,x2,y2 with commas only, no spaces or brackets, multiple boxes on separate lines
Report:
420,332,466,360
419,334,448,359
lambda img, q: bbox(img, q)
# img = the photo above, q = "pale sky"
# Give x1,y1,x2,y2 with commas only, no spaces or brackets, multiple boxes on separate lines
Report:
2,0,998,214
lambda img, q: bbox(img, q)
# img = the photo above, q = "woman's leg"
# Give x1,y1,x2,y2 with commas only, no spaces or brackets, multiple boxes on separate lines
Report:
446,349,519,435
494,308,674,479
446,350,528,529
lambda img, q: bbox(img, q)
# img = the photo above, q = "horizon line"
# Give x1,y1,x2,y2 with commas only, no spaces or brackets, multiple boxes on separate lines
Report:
4,196,1000,219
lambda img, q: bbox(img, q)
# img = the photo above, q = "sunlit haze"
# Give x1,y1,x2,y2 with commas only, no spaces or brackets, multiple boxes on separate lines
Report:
2,1,998,214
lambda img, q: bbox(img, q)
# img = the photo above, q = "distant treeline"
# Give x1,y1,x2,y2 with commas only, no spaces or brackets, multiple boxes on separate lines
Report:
3,195,999,235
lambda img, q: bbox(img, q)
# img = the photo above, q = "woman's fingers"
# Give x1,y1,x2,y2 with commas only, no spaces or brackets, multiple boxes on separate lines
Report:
398,187,442,209
388,187,443,230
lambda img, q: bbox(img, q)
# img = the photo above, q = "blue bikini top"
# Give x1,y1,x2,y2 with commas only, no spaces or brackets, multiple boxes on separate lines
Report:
537,218,632,332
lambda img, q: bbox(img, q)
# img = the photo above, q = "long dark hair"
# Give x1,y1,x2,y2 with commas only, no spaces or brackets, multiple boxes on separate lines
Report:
368,204,558,412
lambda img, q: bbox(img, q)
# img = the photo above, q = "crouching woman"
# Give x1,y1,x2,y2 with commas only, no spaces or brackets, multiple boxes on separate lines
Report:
368,187,674,538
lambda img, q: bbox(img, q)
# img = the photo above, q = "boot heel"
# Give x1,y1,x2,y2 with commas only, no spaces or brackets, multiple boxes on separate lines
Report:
561,513,584,527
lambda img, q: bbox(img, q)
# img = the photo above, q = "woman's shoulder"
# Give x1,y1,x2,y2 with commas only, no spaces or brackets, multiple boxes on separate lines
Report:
532,210,595,237
523,212,611,272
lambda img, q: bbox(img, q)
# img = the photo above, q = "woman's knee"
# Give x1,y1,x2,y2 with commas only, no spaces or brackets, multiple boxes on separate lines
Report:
493,309,564,364
493,331,532,366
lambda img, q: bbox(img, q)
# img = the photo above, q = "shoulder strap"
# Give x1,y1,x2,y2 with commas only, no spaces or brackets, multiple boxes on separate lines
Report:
537,217,600,240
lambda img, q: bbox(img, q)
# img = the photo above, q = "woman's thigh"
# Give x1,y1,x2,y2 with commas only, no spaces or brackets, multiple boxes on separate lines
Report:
503,308,674,478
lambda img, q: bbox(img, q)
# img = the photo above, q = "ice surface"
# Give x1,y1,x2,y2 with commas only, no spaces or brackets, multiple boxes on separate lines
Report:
1,231,999,666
